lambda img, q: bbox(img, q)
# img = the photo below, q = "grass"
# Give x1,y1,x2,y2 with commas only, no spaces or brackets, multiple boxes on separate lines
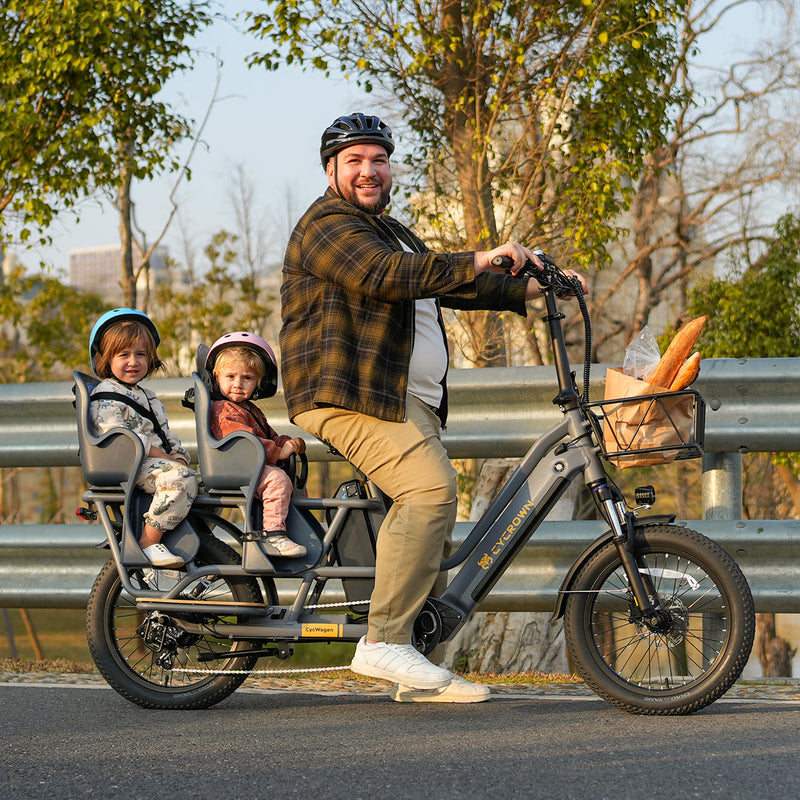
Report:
0,657,581,684
0,608,583,683
0,657,97,674
0,608,91,663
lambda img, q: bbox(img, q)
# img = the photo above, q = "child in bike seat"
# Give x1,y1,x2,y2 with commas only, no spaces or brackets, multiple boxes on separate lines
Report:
88,308,200,569
206,332,307,558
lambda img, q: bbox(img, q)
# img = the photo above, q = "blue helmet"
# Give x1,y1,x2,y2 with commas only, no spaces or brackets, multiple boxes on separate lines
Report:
89,308,160,376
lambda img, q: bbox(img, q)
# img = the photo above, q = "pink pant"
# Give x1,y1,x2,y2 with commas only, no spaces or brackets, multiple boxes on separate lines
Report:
255,463,293,531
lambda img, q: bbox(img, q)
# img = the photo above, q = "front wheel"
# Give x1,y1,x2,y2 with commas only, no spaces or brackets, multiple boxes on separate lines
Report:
86,534,271,709
563,524,755,715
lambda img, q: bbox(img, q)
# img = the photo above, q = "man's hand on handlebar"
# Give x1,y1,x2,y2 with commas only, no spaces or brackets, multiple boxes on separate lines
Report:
476,242,543,278
475,242,588,300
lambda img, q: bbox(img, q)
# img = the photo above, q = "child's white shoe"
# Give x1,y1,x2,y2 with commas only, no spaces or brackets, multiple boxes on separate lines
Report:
262,532,307,557
142,543,185,568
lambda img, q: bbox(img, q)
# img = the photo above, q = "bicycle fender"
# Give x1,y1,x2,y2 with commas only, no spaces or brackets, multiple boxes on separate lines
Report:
550,514,676,621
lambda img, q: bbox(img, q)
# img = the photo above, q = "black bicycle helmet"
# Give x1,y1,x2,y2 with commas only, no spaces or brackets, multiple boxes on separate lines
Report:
320,112,395,167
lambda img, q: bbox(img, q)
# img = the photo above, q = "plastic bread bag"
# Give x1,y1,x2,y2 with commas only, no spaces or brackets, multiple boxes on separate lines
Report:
622,325,661,379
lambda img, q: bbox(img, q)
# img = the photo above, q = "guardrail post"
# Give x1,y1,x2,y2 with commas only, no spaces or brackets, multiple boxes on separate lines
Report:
702,451,742,520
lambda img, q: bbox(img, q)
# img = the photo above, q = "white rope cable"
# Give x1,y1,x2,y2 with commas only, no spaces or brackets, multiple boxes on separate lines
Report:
173,664,353,676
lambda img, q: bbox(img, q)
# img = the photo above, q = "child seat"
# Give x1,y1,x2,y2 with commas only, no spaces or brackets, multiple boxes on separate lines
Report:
74,370,144,490
189,367,266,530
73,370,199,567
185,346,324,572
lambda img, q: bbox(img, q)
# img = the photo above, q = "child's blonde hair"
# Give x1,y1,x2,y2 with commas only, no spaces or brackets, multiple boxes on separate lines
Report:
213,346,266,383
94,320,161,379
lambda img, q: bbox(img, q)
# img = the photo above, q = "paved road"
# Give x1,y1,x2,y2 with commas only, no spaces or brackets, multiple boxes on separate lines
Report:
3,683,800,800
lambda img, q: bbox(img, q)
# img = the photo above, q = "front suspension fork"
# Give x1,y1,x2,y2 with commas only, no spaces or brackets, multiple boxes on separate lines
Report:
594,484,661,620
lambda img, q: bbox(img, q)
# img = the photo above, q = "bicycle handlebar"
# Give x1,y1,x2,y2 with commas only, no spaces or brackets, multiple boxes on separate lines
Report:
490,250,582,299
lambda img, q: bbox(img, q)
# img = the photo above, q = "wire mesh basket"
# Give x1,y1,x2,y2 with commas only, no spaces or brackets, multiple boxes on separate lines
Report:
585,389,705,468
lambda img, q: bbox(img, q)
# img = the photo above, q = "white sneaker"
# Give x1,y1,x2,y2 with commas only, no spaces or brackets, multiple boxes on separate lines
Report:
142,543,185,568
262,532,307,558
350,636,452,689
391,668,490,703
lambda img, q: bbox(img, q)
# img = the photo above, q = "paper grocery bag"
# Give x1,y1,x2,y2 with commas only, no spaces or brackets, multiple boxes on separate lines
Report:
601,367,693,468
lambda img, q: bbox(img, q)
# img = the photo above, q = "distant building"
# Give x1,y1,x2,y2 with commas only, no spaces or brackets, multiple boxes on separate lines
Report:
68,244,169,298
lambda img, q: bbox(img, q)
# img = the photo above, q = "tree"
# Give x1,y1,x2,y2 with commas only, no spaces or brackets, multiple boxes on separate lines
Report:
249,1,684,252
591,0,800,359
1,2,122,242
688,212,800,676
0,265,106,382
0,1,213,307
247,0,687,364
98,1,213,308
688,213,800,362
151,230,280,378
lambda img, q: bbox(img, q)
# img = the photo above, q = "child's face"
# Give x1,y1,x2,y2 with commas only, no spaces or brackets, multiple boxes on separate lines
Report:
109,338,150,384
216,363,259,403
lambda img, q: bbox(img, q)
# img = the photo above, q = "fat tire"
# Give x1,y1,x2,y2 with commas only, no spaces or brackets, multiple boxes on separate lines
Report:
87,534,271,710
563,524,755,715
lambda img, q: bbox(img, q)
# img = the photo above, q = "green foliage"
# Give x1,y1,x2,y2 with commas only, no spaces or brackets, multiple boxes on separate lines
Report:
151,231,277,376
0,265,106,381
0,1,212,246
246,1,687,264
688,213,800,475
688,214,800,360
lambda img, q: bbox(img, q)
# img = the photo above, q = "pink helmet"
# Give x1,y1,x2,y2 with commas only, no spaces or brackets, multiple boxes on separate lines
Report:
205,331,278,398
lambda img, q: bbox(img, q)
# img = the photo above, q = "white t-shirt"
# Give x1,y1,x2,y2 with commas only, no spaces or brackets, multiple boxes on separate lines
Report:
407,297,448,410
389,225,448,411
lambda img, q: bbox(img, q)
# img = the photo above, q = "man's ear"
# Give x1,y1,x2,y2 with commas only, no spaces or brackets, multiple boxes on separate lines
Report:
326,156,336,187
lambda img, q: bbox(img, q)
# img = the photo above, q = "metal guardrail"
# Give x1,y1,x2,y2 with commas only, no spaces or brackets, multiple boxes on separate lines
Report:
5,357,800,466
1,357,799,611
2,519,799,612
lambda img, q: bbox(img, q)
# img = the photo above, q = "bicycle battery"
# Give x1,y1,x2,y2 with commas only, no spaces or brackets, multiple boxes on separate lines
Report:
329,480,383,612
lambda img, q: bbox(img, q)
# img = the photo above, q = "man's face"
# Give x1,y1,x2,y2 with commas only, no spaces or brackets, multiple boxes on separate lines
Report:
327,142,392,214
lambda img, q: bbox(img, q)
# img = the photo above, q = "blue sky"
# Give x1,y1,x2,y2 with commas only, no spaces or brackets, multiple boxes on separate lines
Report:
21,11,371,275
16,1,779,277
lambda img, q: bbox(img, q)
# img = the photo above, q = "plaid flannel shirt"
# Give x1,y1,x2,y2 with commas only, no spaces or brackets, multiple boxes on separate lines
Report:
279,188,529,425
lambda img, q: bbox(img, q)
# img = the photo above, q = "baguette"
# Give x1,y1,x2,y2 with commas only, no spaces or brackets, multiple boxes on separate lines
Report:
668,351,701,390
646,315,707,388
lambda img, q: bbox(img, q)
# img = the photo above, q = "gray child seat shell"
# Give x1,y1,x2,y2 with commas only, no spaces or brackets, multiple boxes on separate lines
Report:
72,370,200,567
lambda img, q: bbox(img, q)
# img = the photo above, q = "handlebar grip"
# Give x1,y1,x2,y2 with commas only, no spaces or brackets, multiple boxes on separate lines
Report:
490,255,514,269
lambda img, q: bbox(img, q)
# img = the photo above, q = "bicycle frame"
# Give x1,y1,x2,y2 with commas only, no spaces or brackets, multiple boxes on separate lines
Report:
82,283,662,656
81,256,756,717
415,287,663,650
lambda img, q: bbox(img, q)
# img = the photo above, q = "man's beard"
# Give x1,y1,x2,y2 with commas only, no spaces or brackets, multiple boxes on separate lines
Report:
338,182,391,215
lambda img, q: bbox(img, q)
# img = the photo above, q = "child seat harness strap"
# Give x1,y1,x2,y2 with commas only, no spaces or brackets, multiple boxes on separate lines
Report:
242,400,278,441
90,391,173,454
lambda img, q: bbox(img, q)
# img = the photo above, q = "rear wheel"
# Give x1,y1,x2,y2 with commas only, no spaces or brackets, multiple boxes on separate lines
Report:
87,535,273,709
563,524,755,715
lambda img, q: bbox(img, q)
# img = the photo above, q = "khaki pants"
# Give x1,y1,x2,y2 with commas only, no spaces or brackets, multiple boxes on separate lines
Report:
294,395,457,644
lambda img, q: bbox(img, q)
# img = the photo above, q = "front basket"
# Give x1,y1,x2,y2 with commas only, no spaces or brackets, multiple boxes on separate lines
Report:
584,389,705,469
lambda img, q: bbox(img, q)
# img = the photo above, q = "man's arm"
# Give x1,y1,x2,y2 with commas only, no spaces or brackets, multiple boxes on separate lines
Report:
297,199,476,301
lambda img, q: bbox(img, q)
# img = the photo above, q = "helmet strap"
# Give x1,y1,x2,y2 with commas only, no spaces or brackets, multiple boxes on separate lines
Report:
332,153,343,199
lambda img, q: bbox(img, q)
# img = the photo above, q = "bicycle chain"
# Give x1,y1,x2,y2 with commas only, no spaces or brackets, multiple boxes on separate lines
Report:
301,599,369,610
